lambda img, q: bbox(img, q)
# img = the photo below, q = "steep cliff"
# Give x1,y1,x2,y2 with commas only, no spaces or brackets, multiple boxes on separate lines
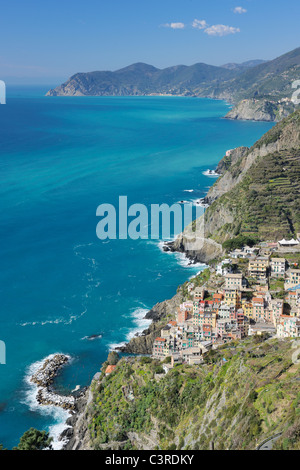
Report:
225,99,295,123
208,110,300,204
119,292,183,355
170,110,300,257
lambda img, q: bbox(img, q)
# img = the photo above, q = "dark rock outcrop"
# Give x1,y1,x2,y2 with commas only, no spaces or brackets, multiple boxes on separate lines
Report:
118,292,184,355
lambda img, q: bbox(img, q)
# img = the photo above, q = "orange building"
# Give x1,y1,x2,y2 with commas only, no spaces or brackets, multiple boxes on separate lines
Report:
105,365,117,376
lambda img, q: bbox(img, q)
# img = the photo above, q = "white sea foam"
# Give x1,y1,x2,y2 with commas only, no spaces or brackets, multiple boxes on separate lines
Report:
126,307,152,341
183,189,194,192
18,306,88,327
192,198,209,208
173,251,206,270
109,341,127,351
108,307,151,351
22,354,72,450
157,240,205,270
80,333,103,341
202,169,220,177
49,418,72,450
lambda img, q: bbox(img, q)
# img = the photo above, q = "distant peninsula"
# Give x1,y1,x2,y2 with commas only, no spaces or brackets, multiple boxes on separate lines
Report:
47,47,300,122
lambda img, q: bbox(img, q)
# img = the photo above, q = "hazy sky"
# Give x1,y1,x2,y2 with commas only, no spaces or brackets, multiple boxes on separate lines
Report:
0,0,299,84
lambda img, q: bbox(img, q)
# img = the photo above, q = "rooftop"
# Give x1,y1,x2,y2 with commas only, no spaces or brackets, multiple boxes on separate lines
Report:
105,365,117,375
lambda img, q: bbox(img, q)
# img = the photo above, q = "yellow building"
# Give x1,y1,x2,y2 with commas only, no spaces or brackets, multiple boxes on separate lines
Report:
241,299,253,319
248,257,269,280
224,289,241,309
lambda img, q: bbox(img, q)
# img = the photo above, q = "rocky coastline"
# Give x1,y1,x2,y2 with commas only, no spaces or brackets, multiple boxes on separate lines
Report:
225,98,295,122
59,290,186,449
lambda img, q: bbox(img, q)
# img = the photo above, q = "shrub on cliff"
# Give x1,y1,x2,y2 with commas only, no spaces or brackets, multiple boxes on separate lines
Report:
14,428,53,451
107,351,120,366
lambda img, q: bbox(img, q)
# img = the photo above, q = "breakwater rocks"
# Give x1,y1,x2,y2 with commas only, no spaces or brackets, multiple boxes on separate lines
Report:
30,354,75,411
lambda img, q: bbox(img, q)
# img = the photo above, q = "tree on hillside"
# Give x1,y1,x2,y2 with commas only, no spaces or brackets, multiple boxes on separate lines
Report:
107,351,120,366
14,428,53,451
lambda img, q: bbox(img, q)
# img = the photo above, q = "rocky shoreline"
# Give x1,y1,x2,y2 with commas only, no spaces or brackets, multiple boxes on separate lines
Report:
59,290,186,449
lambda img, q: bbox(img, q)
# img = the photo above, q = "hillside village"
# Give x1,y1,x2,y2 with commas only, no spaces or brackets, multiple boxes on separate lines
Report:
151,237,300,370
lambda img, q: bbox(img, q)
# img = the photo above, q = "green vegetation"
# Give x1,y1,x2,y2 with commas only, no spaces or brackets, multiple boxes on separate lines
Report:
212,47,300,103
107,351,120,366
269,278,285,292
13,428,53,451
278,252,300,268
222,235,260,252
207,147,300,243
203,110,300,244
88,338,300,450
49,47,300,109
178,268,210,298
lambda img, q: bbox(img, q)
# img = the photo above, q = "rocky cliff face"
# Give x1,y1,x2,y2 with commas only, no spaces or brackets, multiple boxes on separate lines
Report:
206,109,300,203
170,110,300,254
119,292,183,355
63,388,94,450
225,99,295,122
167,228,224,263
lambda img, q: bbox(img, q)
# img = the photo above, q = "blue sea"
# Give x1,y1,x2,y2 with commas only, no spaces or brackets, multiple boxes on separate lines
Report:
0,87,273,449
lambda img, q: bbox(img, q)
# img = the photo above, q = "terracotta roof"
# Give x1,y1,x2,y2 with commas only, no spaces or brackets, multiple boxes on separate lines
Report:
154,337,166,342
105,365,117,374
252,297,264,303
168,321,177,326
203,325,212,331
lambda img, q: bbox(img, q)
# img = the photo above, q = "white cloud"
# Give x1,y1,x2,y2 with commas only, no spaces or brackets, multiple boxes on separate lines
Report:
162,18,241,37
204,24,240,36
233,6,247,14
163,22,185,29
192,19,208,30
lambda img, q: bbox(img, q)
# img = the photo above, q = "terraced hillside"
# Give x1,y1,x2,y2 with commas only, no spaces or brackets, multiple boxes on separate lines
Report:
207,148,300,242
80,337,300,450
203,46,300,103
171,111,300,258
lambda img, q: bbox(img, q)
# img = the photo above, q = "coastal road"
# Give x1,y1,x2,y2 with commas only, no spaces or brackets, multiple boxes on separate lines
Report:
256,433,282,450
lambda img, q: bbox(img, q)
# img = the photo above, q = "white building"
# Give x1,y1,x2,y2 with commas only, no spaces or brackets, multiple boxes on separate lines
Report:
225,273,243,291
277,316,300,338
216,259,232,276
270,258,286,278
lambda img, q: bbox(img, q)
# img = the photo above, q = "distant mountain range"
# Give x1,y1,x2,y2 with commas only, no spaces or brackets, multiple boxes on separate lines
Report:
221,59,267,70
211,47,300,102
47,61,241,97
47,47,300,121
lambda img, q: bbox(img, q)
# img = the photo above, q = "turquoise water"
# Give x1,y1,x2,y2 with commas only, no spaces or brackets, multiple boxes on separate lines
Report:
0,87,273,448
